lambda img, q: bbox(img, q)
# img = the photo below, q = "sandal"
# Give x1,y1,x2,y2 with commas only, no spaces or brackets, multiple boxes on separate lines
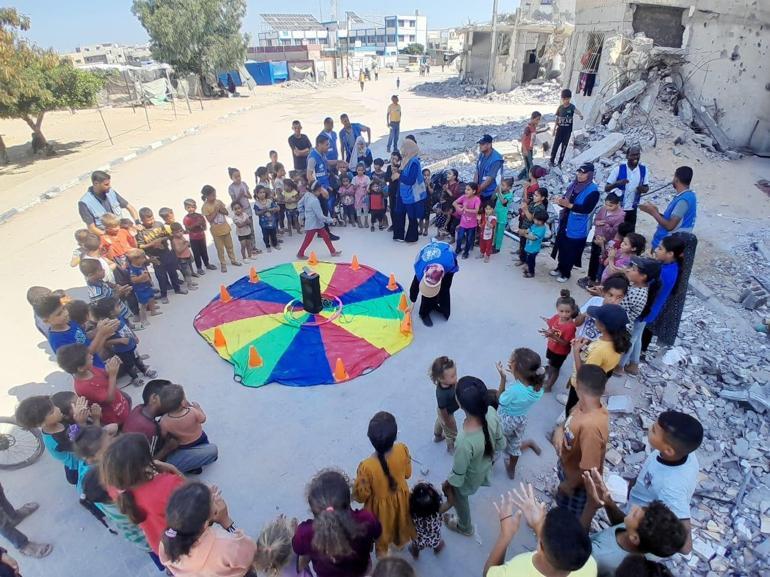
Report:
20,542,53,558
13,502,39,524
443,513,474,536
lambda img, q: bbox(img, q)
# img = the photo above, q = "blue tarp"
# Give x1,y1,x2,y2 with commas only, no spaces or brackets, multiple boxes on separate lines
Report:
244,61,288,85
217,70,242,87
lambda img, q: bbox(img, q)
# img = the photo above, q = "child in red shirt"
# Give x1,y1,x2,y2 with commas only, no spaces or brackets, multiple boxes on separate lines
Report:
100,214,136,267
478,204,497,262
368,180,389,231
539,289,578,392
182,198,216,275
56,344,131,426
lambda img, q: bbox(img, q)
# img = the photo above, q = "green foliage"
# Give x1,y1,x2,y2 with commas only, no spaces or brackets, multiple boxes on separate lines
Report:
132,0,248,76
400,43,425,55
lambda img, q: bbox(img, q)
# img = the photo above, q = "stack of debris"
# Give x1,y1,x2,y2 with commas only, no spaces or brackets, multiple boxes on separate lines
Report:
412,77,561,105
280,78,345,90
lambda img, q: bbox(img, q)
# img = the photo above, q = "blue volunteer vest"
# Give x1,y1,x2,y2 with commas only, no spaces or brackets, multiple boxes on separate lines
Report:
399,158,427,204
651,189,697,248
414,240,459,280
476,149,504,197
321,130,339,161
617,163,647,209
80,188,122,227
565,182,599,239
308,148,329,188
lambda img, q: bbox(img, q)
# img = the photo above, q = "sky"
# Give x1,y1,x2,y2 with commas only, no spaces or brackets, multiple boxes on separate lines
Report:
11,0,520,53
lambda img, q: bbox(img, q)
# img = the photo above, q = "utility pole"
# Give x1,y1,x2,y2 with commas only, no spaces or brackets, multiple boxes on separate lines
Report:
486,0,499,94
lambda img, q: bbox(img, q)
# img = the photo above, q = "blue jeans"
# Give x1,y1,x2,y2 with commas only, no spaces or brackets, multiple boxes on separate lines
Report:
387,121,400,151
326,191,337,215
621,320,647,366
456,227,476,256
165,442,219,473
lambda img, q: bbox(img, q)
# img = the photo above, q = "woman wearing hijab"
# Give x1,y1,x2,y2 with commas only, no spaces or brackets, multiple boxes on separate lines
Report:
551,162,600,282
354,136,373,173
392,140,427,243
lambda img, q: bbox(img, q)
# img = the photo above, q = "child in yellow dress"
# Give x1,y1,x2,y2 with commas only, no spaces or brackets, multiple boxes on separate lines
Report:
353,412,415,557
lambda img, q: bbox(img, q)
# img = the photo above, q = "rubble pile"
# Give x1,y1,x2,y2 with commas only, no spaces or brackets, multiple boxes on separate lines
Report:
411,76,561,105
280,78,346,90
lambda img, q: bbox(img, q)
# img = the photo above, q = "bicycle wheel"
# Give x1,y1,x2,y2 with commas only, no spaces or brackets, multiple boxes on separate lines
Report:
0,417,44,470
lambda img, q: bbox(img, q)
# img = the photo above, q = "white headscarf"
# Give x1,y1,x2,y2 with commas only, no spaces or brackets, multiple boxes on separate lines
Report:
400,139,420,167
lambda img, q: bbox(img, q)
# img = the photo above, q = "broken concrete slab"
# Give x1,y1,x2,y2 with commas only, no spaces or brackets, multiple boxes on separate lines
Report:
685,92,733,151
569,133,626,166
604,80,646,110
638,79,661,114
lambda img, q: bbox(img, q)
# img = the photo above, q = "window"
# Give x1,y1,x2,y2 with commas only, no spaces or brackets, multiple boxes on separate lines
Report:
398,20,405,27
632,4,685,48
580,32,604,73
399,35,405,42
496,32,511,56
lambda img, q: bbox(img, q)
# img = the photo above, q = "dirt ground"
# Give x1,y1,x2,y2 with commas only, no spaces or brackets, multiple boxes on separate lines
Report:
0,70,768,577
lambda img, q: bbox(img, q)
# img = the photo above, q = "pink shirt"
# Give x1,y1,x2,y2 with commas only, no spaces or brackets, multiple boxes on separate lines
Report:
456,195,481,229
353,175,370,209
160,404,206,446
159,525,257,577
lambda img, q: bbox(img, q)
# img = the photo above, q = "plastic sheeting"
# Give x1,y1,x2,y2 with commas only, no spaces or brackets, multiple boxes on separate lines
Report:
193,261,412,387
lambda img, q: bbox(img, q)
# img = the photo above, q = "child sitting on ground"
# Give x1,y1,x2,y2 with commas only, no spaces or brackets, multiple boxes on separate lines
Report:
254,516,310,577
495,348,545,479
70,229,90,268
230,202,256,262
56,345,130,426
540,289,578,391
90,297,156,386
158,383,209,448
518,209,548,277
293,470,382,577
169,222,198,290
478,204,498,263
408,482,444,559
368,180,388,231
338,174,356,226
430,356,459,453
126,248,160,324
283,179,301,234
353,412,415,557
255,186,280,252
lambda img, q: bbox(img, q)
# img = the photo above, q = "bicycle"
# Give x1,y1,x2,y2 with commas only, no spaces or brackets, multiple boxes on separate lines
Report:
0,416,44,470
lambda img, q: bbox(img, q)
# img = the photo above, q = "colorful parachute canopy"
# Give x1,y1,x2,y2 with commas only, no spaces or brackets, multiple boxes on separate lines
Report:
193,261,413,387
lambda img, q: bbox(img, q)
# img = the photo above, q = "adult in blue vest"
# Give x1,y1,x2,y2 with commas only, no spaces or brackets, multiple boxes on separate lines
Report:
339,113,371,163
475,134,504,206
551,162,601,282
392,139,427,243
640,166,697,250
305,135,340,242
409,239,459,326
319,117,339,162
78,170,139,236
605,145,649,230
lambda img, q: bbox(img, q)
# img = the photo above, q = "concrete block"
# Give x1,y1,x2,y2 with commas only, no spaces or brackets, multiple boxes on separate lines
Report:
604,80,646,110
678,99,693,125
689,277,713,301
638,79,661,114
570,133,626,166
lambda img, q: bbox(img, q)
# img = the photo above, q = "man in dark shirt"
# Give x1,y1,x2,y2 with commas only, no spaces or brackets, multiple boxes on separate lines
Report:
78,171,139,236
288,120,312,173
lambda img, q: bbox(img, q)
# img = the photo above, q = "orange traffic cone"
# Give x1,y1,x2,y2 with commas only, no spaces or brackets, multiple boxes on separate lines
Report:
334,358,349,381
398,293,409,312
400,309,413,335
249,267,260,283
248,345,263,368
213,327,226,348
220,285,232,303
308,251,319,266
387,274,398,291
350,255,360,271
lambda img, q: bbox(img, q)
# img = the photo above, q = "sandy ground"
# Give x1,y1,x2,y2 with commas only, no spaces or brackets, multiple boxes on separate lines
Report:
1,70,768,577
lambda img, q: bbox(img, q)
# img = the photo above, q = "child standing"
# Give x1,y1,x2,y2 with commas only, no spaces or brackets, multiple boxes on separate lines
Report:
368,180,388,231
183,198,217,274
228,167,252,213
493,178,514,253
99,214,136,268
274,163,288,234
338,174,356,226
70,229,90,268
614,257,659,376
201,185,241,273
408,483,444,559
231,202,256,261
158,207,175,225
516,187,549,265
580,192,625,288
495,348,545,479
550,88,583,167
353,412,415,557
296,182,341,259
555,364,609,518
136,208,186,302
430,356,458,453
420,168,433,236
453,183,481,259
158,383,209,448
540,290,578,391
352,163,371,228
126,249,160,323
518,111,542,180
254,516,311,577
478,204,498,262
254,186,280,252
79,259,132,320
169,222,199,290
518,209,548,277
283,179,301,234
600,231,645,285
293,470,382,577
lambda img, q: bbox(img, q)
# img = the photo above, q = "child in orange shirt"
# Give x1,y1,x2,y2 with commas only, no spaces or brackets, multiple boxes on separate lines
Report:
100,214,137,267
158,384,209,448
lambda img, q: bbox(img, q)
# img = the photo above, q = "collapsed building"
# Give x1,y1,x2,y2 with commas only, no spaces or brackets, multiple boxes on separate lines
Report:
562,0,770,155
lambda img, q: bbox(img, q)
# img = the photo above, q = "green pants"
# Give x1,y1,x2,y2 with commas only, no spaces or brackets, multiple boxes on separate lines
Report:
453,490,472,534
493,217,507,250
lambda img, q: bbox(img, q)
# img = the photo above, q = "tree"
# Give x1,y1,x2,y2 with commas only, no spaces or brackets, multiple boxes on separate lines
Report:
0,8,104,160
132,0,248,82
400,43,425,55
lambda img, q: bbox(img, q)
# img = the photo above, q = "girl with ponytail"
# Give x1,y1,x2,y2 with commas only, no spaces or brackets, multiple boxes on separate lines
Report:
159,482,256,576
442,377,505,537
99,433,184,554
353,412,415,556
293,469,381,577
495,348,545,479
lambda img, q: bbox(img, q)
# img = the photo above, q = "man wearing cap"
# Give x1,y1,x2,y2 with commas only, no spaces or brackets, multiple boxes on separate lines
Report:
475,135,504,206
640,166,697,250
409,239,459,327
79,171,140,236
605,146,649,230
552,163,601,282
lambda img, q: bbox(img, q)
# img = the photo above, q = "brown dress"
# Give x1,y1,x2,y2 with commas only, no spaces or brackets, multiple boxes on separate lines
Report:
353,443,416,555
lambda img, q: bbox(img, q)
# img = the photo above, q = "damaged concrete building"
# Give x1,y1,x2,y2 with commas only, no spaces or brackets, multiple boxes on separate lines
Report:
563,0,770,154
457,0,575,91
